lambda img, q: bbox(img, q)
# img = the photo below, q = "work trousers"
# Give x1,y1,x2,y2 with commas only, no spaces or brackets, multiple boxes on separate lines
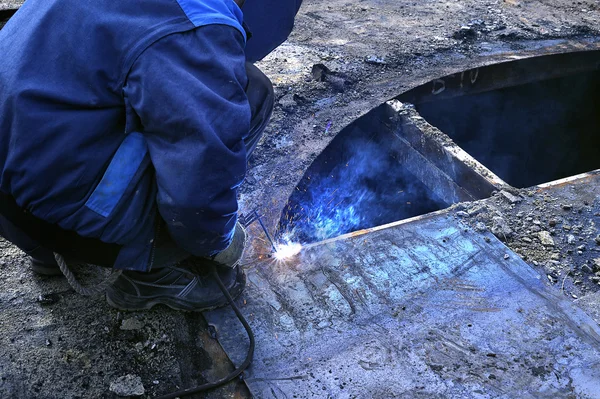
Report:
0,63,274,270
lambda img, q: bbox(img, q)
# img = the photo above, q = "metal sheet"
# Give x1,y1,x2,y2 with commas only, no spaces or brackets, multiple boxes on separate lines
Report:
205,213,600,398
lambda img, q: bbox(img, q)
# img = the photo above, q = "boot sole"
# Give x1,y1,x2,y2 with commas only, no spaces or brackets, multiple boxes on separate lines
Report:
105,271,246,312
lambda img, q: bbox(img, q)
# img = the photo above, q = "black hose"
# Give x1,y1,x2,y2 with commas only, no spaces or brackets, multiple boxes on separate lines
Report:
155,265,255,399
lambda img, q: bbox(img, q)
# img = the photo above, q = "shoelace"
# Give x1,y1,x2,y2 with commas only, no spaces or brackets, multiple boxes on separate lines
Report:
54,254,255,397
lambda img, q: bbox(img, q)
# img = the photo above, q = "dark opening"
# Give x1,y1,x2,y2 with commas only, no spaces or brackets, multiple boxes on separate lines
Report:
278,107,449,244
408,53,600,188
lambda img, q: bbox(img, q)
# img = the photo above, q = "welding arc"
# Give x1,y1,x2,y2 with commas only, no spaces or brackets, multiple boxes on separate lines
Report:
155,265,255,399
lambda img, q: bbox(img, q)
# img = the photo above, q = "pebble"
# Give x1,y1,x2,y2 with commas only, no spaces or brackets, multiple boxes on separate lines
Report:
109,375,145,397
37,293,60,306
120,318,144,331
538,231,554,246
562,204,573,211
595,235,600,245
365,55,386,65
567,235,576,245
577,245,586,252
456,211,469,218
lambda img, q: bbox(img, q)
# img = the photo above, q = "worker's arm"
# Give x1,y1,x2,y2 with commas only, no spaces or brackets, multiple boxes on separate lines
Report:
124,25,251,257
243,0,303,62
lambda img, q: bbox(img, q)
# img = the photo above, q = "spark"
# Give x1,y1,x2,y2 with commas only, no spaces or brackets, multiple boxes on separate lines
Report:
273,241,303,260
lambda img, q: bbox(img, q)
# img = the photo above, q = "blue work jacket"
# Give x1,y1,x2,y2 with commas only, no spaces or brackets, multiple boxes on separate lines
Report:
0,0,301,271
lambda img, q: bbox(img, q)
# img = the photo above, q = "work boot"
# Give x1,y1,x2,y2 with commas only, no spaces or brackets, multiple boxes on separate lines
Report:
30,257,63,276
29,247,63,276
105,262,246,312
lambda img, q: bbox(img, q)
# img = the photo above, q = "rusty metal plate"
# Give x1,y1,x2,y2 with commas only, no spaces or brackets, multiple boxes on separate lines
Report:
205,213,600,398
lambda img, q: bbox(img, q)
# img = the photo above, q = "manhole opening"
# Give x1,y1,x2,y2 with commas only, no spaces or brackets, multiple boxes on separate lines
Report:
402,51,600,188
278,107,450,244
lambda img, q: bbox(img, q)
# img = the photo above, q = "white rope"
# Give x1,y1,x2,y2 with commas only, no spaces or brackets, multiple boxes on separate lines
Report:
54,253,122,296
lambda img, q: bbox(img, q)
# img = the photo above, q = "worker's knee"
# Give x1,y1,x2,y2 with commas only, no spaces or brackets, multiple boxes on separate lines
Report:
244,63,274,157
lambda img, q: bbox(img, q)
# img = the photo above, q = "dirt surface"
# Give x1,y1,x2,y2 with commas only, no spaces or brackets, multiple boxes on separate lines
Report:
456,178,600,303
2,0,600,398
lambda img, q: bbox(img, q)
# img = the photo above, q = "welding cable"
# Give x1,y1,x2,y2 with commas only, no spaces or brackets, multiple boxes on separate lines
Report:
155,264,255,399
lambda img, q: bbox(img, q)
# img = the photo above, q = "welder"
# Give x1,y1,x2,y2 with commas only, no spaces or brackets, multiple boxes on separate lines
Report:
0,0,302,311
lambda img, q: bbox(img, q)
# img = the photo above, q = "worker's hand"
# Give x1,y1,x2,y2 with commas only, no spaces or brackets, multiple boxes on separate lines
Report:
212,222,247,269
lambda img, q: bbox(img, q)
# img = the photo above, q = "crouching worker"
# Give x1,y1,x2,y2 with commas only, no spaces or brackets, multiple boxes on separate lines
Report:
0,0,302,311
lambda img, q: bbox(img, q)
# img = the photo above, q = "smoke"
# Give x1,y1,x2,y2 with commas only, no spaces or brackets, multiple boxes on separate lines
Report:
279,135,446,244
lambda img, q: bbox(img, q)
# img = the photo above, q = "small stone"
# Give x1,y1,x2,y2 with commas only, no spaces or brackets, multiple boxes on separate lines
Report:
37,293,60,306
491,216,513,241
549,219,557,227
456,211,469,218
522,237,532,243
562,204,573,211
551,253,560,260
153,380,160,385
595,235,600,245
533,220,541,226
365,55,386,65
468,204,488,216
538,231,554,246
452,25,477,40
278,93,297,112
578,245,586,252
567,235,576,245
45,339,52,347
110,375,145,397
311,63,331,82
120,318,144,331
504,254,509,260
475,222,487,232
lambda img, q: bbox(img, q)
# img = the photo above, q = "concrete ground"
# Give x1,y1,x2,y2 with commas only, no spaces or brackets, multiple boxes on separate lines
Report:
2,0,600,398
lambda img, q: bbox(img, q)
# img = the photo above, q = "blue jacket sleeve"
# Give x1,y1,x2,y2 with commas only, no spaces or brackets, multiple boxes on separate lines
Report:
243,0,303,62
123,25,251,257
